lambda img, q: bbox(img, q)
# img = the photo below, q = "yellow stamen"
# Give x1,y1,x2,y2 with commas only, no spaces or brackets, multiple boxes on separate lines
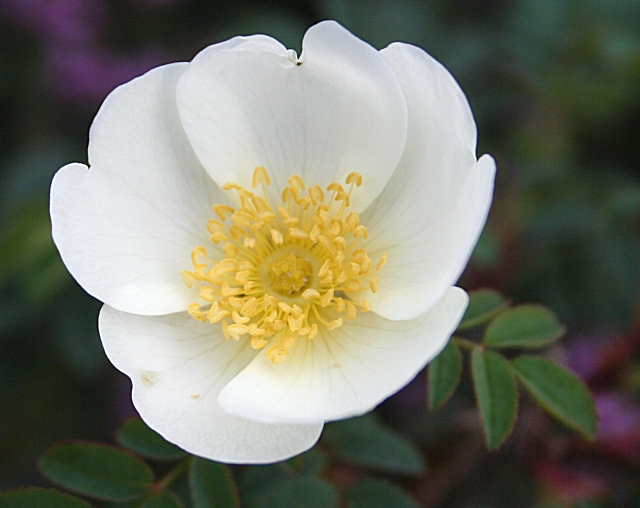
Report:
182,168,385,363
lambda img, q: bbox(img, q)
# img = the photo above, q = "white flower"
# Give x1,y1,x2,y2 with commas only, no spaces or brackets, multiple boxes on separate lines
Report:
50,21,495,464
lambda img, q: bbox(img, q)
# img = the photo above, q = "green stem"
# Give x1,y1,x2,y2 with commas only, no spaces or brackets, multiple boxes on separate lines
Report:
453,336,479,352
159,456,192,488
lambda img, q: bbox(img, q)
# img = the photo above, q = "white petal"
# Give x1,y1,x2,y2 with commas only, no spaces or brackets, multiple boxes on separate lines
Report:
176,20,407,212
218,287,468,424
359,42,496,320
99,305,323,464
51,63,223,316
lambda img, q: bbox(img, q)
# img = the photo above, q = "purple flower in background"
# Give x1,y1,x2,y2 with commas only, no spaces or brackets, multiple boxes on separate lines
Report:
2,0,169,106
46,45,167,104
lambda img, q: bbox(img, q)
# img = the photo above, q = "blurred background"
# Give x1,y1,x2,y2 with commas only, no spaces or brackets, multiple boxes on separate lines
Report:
1,0,639,506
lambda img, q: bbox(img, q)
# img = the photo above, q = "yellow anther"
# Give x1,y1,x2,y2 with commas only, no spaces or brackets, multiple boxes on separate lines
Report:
347,302,357,320
187,303,206,322
360,255,372,274
191,246,208,267
334,297,346,313
327,318,343,330
272,320,286,331
200,286,217,302
213,204,235,220
228,297,244,308
282,187,296,203
251,336,268,349
297,196,312,209
223,243,239,258
302,288,320,300
361,299,372,312
318,259,331,278
221,282,242,296
329,219,342,237
241,297,258,316
252,195,270,213
353,225,368,239
308,324,318,339
206,220,225,234
287,315,304,332
278,206,290,219
321,288,334,307
231,211,252,227
227,323,249,340
209,233,228,244
320,272,333,285
335,192,350,205
235,270,252,284
327,182,344,193
344,279,361,292
244,281,256,293
309,225,321,243
335,270,348,285
345,172,363,186
334,251,345,270
221,320,230,340
244,237,256,248
228,224,246,240
309,185,324,204
376,253,388,271
181,270,199,288
288,174,306,190
267,346,289,364
289,228,309,239
283,217,299,226
278,302,292,314
318,235,333,253
222,182,243,191
291,305,303,319
333,236,346,250
370,273,380,293
252,166,271,188
207,304,228,324
232,311,250,324
352,249,366,261
270,229,284,245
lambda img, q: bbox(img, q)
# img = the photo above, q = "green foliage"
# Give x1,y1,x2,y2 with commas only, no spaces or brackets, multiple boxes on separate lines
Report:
471,349,519,449
140,492,184,508
347,479,419,508
117,418,187,461
38,443,154,501
483,305,565,349
189,458,239,508
458,289,509,330
0,488,94,508
428,339,463,410
252,477,338,508
512,356,598,439
323,414,426,475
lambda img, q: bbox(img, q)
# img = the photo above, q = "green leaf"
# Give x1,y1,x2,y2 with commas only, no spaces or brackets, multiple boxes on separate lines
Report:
323,414,425,475
483,305,565,349
0,488,94,508
140,492,183,508
347,479,419,508
457,289,509,331
255,477,338,508
428,340,463,410
471,349,518,449
117,417,186,461
38,442,154,501
189,458,239,508
238,449,327,506
512,356,598,439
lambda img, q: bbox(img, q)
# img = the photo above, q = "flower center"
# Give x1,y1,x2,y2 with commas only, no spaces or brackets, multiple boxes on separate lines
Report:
267,252,313,296
182,166,386,364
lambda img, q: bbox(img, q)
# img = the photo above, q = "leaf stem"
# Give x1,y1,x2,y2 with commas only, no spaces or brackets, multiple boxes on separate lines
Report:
159,456,192,489
452,336,479,352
